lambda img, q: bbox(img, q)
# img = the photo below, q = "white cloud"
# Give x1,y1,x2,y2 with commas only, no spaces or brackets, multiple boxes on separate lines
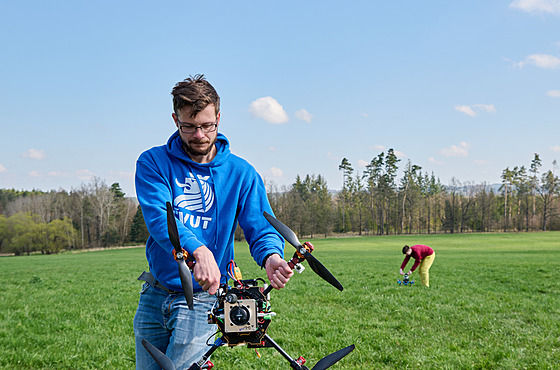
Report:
551,145,560,152
109,171,134,180
267,146,278,152
357,159,369,168
455,104,497,117
515,54,560,69
547,90,560,97
362,113,369,118
249,97,289,124
428,157,445,165
394,150,407,158
455,105,477,117
441,142,471,157
295,108,313,123
510,0,560,15
327,152,339,160
76,169,96,180
473,104,497,113
22,148,46,160
267,167,283,177
29,170,42,177
370,144,386,152
47,171,70,177
0,163,6,173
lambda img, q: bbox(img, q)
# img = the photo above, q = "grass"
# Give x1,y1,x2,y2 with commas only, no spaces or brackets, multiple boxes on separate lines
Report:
0,232,559,369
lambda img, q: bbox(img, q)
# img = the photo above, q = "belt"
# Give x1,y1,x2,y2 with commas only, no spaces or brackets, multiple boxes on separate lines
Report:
138,271,182,295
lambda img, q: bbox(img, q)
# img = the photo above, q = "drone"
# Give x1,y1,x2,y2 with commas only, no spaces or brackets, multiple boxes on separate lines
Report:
141,202,355,370
397,273,415,286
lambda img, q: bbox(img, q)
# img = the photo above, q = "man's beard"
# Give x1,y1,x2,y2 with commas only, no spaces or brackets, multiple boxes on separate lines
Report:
183,136,217,157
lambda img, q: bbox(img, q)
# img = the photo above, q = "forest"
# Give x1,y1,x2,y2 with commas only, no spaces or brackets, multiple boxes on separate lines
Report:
1,151,559,256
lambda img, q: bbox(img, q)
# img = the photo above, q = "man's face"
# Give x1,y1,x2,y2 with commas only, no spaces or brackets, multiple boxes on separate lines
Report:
173,104,220,161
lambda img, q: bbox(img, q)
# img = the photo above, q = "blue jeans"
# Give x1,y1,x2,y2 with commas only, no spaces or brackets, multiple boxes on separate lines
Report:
134,283,218,370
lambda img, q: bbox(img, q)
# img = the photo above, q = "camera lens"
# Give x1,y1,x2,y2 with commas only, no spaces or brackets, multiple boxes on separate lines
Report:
230,306,250,326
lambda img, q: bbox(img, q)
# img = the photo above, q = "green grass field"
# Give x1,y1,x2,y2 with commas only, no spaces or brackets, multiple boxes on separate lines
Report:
1,232,559,369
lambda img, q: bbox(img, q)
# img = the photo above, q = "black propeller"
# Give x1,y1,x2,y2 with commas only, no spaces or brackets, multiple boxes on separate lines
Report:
311,344,355,370
166,201,194,310
263,211,343,291
141,339,176,370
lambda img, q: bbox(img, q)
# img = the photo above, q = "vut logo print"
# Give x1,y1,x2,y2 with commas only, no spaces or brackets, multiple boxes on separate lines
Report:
174,174,215,212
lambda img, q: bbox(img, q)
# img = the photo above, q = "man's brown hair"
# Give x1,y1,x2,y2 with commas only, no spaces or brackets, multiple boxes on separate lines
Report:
171,74,220,118
402,245,410,254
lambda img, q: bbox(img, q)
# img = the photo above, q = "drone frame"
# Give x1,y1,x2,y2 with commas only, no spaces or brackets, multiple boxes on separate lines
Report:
141,204,354,369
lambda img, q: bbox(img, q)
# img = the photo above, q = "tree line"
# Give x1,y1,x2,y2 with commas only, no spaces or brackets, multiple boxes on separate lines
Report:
1,151,559,255
267,151,560,238
0,178,148,255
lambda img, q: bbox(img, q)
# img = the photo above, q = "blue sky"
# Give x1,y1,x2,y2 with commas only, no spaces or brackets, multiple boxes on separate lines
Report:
1,1,559,197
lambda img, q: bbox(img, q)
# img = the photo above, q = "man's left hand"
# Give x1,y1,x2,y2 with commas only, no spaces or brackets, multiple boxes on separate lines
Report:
265,254,294,290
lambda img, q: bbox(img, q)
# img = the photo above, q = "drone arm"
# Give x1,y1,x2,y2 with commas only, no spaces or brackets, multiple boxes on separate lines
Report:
187,337,223,370
287,250,307,269
263,334,306,370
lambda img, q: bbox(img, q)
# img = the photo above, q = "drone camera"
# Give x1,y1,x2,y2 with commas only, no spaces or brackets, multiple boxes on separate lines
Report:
224,299,258,333
207,279,274,346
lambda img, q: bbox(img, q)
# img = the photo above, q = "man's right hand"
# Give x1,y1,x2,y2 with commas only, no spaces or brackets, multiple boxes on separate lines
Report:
192,245,221,295
399,269,405,275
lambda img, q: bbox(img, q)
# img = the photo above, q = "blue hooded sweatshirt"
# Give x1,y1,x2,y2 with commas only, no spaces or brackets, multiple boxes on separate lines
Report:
135,131,285,292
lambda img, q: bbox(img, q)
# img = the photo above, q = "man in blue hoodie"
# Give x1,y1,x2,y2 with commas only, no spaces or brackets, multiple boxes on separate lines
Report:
133,75,293,369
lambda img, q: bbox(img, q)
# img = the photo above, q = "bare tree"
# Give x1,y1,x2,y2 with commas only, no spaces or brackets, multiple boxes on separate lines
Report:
537,170,559,231
89,177,116,247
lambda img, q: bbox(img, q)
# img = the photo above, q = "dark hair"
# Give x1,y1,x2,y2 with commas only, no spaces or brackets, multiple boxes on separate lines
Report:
402,245,410,254
171,74,220,118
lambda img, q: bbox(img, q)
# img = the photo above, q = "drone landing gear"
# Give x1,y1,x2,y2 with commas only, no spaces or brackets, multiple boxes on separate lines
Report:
187,334,354,370
259,334,309,370
187,337,222,370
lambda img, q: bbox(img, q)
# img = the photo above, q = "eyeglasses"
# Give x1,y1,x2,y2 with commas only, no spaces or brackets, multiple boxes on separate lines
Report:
177,120,218,134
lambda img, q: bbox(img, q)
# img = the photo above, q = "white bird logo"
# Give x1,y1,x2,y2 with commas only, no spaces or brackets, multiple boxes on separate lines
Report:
174,174,214,212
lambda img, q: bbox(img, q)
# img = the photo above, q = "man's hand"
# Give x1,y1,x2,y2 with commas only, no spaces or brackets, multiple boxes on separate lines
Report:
192,245,221,295
265,254,294,290
399,269,405,275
